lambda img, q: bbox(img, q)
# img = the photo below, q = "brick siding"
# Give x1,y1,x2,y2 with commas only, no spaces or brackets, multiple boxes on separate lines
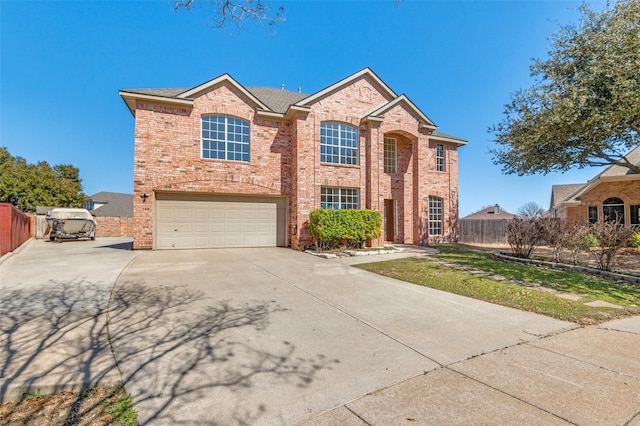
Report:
95,217,134,237
565,180,640,226
128,72,462,249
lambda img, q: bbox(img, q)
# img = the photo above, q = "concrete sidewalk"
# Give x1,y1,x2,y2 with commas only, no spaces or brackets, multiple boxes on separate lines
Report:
301,317,640,425
0,238,138,403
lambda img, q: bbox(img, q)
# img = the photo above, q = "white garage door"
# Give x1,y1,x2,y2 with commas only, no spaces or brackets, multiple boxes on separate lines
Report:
156,194,286,249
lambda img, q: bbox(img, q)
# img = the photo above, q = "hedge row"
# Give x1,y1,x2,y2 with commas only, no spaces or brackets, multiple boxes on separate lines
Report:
309,209,382,250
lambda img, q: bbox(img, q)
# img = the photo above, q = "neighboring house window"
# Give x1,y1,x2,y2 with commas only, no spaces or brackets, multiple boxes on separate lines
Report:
428,196,443,236
83,200,95,210
384,137,397,174
588,206,598,224
602,197,625,224
320,122,359,165
202,115,250,162
320,187,360,210
630,205,640,227
436,144,445,172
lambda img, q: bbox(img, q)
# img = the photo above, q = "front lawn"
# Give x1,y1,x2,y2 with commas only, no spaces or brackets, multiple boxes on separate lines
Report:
355,244,640,325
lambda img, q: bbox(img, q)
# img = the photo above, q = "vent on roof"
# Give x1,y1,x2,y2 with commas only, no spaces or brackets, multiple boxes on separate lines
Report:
298,87,301,93
281,83,285,90
494,204,500,214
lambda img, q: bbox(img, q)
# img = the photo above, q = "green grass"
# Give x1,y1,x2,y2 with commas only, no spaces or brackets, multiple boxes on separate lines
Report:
355,245,640,325
433,244,640,307
106,386,137,426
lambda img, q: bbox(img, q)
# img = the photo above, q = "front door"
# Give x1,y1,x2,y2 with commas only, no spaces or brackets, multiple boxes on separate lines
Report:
384,199,396,242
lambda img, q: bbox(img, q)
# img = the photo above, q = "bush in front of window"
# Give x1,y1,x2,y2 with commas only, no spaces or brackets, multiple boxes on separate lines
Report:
309,209,382,251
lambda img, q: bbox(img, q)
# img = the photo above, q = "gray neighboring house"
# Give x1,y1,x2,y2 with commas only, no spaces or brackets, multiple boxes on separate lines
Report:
84,192,133,218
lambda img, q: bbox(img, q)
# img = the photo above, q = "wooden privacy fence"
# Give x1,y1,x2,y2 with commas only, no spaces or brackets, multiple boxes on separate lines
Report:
0,203,31,256
459,219,512,244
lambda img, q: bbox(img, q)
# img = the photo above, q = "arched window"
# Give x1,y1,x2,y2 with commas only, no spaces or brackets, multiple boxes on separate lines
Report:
602,197,624,224
201,115,250,162
320,122,359,165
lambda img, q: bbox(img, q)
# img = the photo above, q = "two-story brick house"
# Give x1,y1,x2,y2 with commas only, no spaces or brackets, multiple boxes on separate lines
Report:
120,68,466,250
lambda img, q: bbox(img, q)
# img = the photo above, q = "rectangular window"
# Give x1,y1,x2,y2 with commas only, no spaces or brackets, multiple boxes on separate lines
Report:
202,115,250,162
436,144,445,172
428,196,443,236
588,206,598,224
320,187,360,210
384,137,397,174
320,122,359,165
631,205,640,226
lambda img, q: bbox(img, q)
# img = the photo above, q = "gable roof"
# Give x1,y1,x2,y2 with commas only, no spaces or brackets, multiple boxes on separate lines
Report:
550,184,585,209
87,192,133,217
556,145,640,206
365,94,437,130
120,68,465,141
296,67,397,107
246,87,308,114
462,205,516,220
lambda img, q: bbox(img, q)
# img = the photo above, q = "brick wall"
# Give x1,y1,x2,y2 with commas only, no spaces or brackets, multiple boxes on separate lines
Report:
130,73,462,249
95,217,134,237
565,180,640,225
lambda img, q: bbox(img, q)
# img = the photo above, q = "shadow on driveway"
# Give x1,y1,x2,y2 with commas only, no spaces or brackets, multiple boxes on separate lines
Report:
1,279,335,424
108,281,337,425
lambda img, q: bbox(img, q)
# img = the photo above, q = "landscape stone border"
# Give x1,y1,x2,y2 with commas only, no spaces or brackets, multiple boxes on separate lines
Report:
305,247,405,259
492,251,640,286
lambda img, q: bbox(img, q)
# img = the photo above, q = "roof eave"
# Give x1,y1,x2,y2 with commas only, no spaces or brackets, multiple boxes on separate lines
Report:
178,74,272,112
256,110,287,120
429,133,467,146
284,105,311,121
119,91,194,116
566,173,640,203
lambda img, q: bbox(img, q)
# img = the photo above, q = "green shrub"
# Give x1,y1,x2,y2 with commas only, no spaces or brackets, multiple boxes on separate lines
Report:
630,232,640,248
309,209,382,250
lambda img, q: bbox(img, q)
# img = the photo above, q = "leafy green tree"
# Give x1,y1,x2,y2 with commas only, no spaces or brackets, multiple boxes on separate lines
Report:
0,147,85,212
491,0,640,175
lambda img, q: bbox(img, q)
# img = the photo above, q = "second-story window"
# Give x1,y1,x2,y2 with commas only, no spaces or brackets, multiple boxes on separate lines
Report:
436,144,445,172
384,137,397,174
202,115,250,162
320,122,359,165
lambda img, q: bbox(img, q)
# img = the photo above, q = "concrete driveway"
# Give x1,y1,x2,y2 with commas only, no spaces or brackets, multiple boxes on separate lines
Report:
3,243,640,425
0,237,138,403
110,247,592,425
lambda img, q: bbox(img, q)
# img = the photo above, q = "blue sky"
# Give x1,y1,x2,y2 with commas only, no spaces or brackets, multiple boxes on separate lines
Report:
1,0,606,216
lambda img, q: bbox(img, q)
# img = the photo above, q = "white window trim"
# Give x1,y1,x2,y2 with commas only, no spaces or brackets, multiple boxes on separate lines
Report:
428,196,443,236
436,144,445,172
320,122,359,166
320,187,360,210
384,137,397,174
201,115,250,162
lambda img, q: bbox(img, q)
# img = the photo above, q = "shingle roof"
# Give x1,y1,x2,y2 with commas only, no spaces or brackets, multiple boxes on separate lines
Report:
599,145,640,178
550,183,586,209
431,131,467,143
120,69,467,142
462,205,516,220
246,87,308,114
87,192,133,217
122,88,188,98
